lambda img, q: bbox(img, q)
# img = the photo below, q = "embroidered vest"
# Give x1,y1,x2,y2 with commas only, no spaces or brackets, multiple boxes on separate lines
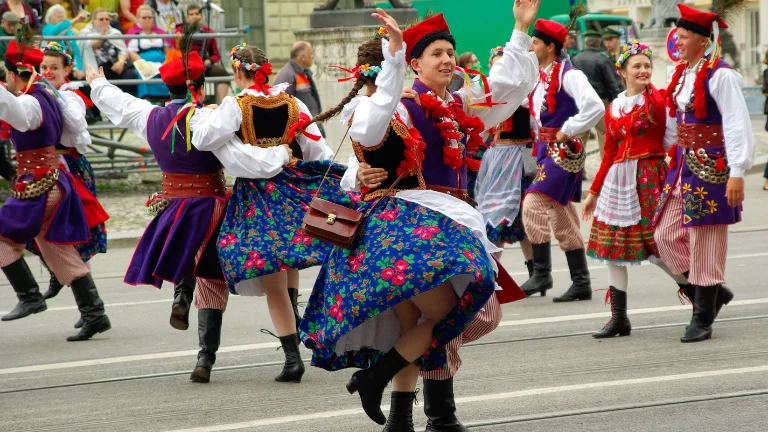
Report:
236,92,303,159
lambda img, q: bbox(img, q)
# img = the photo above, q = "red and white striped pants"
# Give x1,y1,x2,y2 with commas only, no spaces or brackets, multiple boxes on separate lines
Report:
0,187,90,285
420,293,502,380
522,192,584,251
192,199,229,311
654,179,727,286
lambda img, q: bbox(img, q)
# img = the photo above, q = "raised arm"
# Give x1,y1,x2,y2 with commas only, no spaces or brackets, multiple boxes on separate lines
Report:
88,72,155,140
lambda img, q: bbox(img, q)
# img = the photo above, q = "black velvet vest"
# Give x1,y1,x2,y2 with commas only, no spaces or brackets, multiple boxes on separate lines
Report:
236,93,303,159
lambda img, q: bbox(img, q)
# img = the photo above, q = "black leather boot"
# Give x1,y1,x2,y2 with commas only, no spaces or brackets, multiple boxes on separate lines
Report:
424,378,471,432
553,249,592,302
288,287,302,335
520,243,553,297
681,285,719,343
383,391,416,432
524,260,534,278
274,333,305,383
346,348,410,425
679,283,733,321
67,274,111,341
74,318,83,329
170,274,196,331
40,259,64,300
592,287,631,338
190,308,223,383
1,258,47,321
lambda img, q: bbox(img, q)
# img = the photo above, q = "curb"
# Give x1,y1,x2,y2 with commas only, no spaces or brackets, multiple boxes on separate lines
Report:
106,229,143,250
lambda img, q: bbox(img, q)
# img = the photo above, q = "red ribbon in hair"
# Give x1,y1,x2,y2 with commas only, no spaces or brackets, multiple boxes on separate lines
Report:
328,65,361,82
248,62,273,94
288,112,321,142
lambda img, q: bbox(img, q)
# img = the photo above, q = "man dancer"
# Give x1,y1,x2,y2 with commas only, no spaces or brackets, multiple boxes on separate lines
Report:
520,19,604,301
87,51,230,381
654,4,753,343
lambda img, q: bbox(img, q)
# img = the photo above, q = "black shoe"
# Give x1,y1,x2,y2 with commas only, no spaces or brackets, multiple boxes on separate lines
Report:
593,287,631,338
553,249,592,302
40,260,64,300
74,318,83,329
346,348,410,425
170,274,196,331
424,378,471,432
288,287,302,335
190,308,223,383
521,242,553,297
383,391,416,432
524,260,534,278
275,333,305,383
1,258,47,321
67,274,111,341
681,285,719,343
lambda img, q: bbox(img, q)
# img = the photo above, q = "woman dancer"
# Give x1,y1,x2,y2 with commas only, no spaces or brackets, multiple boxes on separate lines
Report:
189,43,354,384
581,41,689,338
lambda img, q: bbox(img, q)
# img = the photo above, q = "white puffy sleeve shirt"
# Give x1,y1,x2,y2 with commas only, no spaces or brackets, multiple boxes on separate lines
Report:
58,89,91,154
190,86,331,179
89,77,156,141
0,85,43,132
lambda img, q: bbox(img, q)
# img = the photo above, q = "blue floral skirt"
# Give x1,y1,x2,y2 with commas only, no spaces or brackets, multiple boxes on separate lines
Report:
25,154,107,262
300,197,497,373
217,160,358,294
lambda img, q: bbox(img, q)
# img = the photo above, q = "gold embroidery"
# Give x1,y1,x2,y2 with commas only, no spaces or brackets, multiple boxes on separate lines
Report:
236,93,299,148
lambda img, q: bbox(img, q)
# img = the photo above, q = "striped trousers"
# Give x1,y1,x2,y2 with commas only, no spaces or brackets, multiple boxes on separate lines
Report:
654,179,728,286
420,292,502,380
192,199,229,311
0,187,90,285
522,192,584,251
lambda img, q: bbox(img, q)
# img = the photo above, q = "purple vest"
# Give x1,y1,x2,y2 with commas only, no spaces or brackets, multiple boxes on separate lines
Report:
11,85,63,152
540,63,579,129
146,102,224,174
675,60,729,126
400,80,468,189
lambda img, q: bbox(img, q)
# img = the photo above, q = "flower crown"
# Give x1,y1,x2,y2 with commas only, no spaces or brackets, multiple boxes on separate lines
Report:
490,46,504,57
615,40,652,72
373,26,390,40
42,41,73,67
230,43,263,71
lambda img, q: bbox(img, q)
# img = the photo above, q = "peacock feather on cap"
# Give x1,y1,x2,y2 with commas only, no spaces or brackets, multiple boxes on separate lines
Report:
567,0,588,32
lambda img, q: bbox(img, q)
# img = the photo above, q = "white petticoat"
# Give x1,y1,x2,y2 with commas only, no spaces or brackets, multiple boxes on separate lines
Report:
593,159,641,227
474,144,524,228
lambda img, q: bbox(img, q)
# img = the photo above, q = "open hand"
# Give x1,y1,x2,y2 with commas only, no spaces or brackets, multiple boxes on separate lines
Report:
725,177,745,207
72,69,85,80
513,0,541,32
402,88,418,100
371,8,403,56
357,163,388,189
85,66,106,84
581,193,597,221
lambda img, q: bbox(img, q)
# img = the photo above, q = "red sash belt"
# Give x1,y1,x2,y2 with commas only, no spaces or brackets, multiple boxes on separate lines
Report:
162,170,227,198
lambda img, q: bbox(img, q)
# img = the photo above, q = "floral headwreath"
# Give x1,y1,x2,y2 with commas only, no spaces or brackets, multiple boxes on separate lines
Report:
42,42,73,67
230,43,273,92
489,46,504,58
615,40,652,74
373,26,390,40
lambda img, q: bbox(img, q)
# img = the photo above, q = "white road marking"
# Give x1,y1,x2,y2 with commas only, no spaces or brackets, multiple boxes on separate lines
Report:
2,297,765,376
165,365,768,431
0,299,172,315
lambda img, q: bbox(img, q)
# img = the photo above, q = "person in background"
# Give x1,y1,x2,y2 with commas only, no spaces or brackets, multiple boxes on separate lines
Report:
119,0,145,32
0,0,40,29
42,5,88,80
176,4,229,104
274,41,325,136
79,8,137,96
83,0,120,29
762,49,768,190
572,29,623,158
458,51,480,70
43,0,88,30
144,0,184,35
127,5,168,99
0,12,20,75
565,30,579,58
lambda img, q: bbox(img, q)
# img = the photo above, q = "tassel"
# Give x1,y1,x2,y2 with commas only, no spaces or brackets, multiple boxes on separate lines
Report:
572,140,582,153
715,156,726,172
464,156,481,172
558,148,566,160
0,130,9,140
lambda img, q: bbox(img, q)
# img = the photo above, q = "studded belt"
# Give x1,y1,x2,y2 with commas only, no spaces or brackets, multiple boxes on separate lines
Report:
537,127,560,143
677,123,724,148
161,170,227,199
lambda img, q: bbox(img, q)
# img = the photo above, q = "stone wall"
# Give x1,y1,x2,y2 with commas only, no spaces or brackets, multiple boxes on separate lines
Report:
264,0,319,65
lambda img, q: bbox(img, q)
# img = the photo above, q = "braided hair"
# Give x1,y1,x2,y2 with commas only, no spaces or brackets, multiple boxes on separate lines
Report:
311,38,384,125
233,45,269,80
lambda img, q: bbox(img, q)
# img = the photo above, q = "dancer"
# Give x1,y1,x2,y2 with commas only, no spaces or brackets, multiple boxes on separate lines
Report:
87,48,230,382
0,38,110,341
581,41,691,338
304,3,538,429
520,18,604,301
654,4,752,343
189,42,354,384
30,42,107,311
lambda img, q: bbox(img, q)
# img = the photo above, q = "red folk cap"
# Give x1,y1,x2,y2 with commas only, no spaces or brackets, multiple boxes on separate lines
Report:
533,19,568,45
4,41,44,69
677,4,728,37
403,13,451,62
159,51,205,86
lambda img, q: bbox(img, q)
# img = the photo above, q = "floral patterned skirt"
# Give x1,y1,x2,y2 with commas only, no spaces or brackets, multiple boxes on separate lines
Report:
300,197,497,373
587,157,668,266
216,160,357,295
486,174,531,244
25,154,107,262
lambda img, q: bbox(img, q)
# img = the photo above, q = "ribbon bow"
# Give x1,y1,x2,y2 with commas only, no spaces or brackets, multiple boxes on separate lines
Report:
328,65,361,82
287,112,321,142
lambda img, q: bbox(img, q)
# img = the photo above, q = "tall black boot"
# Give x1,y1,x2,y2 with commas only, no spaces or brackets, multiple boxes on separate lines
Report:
275,333,305,383
1,258,47,321
553,249,592,302
383,391,416,432
681,285,719,343
67,274,111,341
592,287,631,338
524,260,534,278
288,287,302,335
170,274,196,331
40,259,64,300
190,308,223,383
424,378,471,432
346,348,410,425
520,242,553,297
678,280,733,320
